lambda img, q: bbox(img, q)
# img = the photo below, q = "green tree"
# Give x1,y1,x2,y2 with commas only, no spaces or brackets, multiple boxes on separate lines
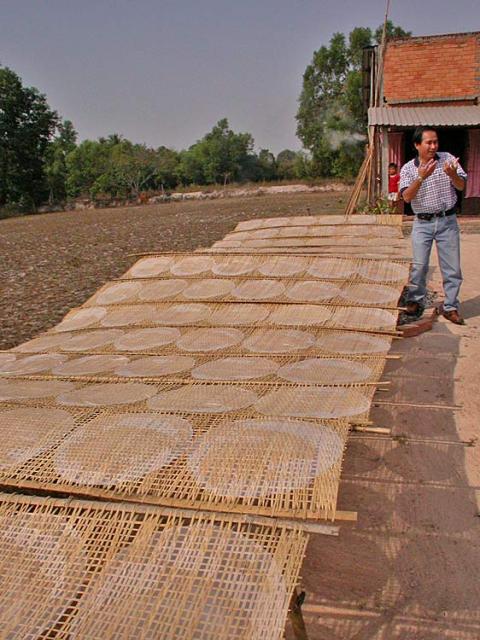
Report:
155,146,180,189
44,120,77,203
255,149,277,182
65,139,113,198
275,150,297,180
178,119,255,185
0,66,58,209
374,20,411,44
296,22,411,177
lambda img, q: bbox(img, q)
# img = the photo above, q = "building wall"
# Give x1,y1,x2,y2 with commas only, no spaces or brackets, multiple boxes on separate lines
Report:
383,32,480,105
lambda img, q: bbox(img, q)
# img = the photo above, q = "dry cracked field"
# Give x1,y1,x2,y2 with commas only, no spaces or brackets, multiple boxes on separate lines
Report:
0,191,349,349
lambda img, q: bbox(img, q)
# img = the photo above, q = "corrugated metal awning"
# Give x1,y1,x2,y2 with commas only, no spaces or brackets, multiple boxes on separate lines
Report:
368,105,480,127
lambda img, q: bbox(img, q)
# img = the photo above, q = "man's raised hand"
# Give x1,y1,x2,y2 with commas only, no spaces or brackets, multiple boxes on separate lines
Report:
444,157,459,179
418,159,437,180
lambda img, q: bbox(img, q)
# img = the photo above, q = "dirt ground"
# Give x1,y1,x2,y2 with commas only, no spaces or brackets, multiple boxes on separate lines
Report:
2,194,480,639
288,231,480,639
0,191,348,350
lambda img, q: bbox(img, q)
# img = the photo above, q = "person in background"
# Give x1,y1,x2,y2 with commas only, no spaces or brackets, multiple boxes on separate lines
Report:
388,162,400,209
400,126,467,325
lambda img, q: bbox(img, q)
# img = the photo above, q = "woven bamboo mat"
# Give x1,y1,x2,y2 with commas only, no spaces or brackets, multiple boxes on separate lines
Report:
0,400,349,519
0,351,387,385
49,302,399,335
0,377,377,423
0,492,308,638
224,224,403,241
233,214,403,232
9,326,395,358
0,212,407,638
122,253,411,284
212,237,406,250
84,276,403,309
205,246,410,258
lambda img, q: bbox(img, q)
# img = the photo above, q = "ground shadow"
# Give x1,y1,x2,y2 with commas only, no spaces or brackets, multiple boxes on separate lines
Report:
286,321,480,640
460,293,480,320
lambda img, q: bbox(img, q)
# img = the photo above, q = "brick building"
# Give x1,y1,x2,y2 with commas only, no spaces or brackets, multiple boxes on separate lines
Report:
365,31,480,213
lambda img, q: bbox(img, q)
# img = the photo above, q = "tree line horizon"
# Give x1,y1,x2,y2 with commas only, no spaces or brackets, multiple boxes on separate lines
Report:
0,20,409,216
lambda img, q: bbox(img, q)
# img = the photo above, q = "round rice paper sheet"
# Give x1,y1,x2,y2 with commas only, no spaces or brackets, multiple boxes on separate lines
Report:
239,239,281,248
275,226,309,237
260,216,291,227
113,328,181,351
235,218,269,230
188,418,344,497
100,305,155,328
191,357,278,381
222,232,254,241
316,332,391,354
147,385,258,413
268,305,332,326
0,515,87,638
170,256,214,276
257,256,307,277
54,308,107,332
365,237,399,247
286,281,341,303
0,407,74,470
247,228,281,239
115,355,195,377
152,303,210,325
357,261,409,283
255,386,371,419
176,328,244,352
341,283,399,305
337,225,376,237
307,258,357,279
57,382,156,407
94,282,141,305
62,330,124,352
303,225,340,237
52,355,129,377
332,307,397,331
277,358,372,384
0,354,67,376
53,413,192,486
209,304,270,325
137,280,188,301
0,353,16,366
70,524,286,640
211,256,257,276
243,328,316,353
182,279,234,300
13,333,73,353
128,256,174,278
0,379,75,401
232,280,286,301
212,240,242,249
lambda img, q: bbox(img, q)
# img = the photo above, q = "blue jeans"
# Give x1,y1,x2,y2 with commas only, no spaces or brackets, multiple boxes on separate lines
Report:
408,214,462,312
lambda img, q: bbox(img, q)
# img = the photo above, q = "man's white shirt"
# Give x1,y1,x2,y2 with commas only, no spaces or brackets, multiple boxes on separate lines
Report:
399,152,467,214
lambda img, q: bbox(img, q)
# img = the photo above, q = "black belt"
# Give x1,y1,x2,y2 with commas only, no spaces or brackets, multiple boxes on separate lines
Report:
416,208,456,221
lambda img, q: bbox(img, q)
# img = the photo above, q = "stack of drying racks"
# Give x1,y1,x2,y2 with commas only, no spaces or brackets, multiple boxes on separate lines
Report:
0,212,409,639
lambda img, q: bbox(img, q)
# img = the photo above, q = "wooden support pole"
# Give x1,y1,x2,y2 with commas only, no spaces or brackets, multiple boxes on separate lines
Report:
352,425,392,435
334,510,358,522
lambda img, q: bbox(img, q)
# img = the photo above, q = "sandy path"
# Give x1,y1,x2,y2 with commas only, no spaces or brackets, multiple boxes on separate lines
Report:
289,229,480,639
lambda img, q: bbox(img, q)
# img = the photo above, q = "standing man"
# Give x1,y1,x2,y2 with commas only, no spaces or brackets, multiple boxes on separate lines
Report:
400,126,467,325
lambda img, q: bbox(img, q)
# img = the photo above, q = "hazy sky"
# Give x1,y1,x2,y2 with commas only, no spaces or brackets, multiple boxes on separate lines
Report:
0,0,478,153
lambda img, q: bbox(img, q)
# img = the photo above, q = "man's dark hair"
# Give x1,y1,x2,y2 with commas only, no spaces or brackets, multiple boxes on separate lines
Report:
412,126,437,146
389,162,398,169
